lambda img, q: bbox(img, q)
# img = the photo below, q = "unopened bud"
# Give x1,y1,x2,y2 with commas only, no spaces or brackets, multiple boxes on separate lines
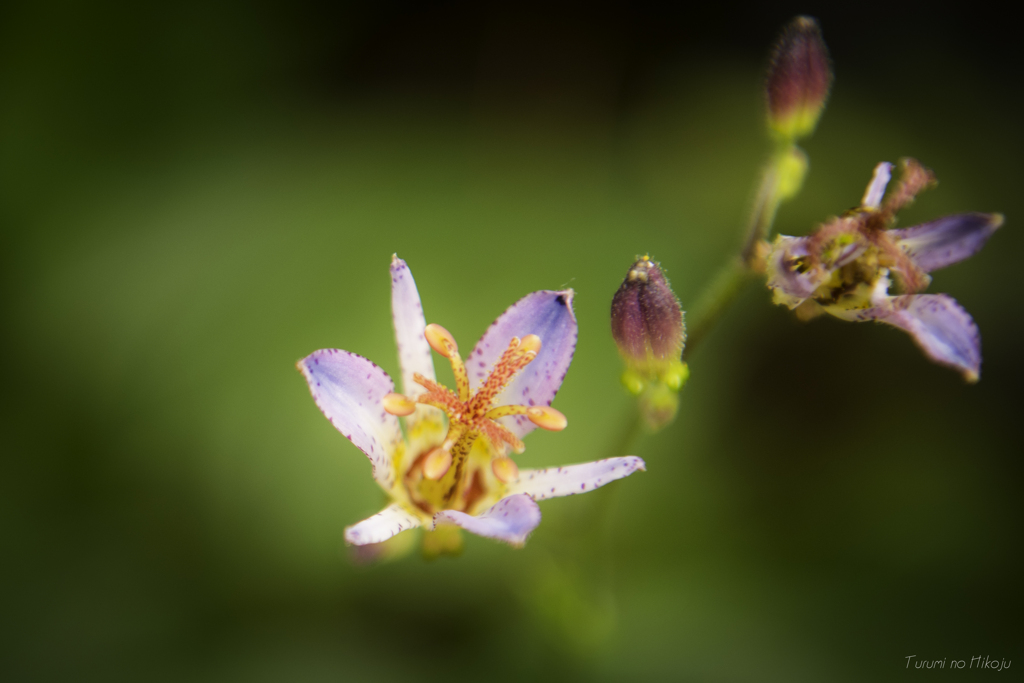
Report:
766,16,832,141
610,256,685,363
491,456,520,483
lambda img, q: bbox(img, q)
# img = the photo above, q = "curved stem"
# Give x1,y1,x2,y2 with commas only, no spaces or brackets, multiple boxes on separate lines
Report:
683,257,755,361
684,144,794,360
740,157,784,265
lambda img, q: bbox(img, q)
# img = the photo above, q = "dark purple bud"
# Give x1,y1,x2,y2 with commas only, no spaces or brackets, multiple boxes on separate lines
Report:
766,16,832,140
611,256,685,362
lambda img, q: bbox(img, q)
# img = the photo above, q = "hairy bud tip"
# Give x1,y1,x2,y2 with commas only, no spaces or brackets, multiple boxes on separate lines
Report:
611,256,685,363
766,16,832,141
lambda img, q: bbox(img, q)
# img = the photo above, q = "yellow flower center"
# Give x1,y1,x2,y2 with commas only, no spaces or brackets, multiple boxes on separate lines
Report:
383,323,566,515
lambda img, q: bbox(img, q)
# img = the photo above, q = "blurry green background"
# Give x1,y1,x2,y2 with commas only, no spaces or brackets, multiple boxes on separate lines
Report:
2,2,1021,680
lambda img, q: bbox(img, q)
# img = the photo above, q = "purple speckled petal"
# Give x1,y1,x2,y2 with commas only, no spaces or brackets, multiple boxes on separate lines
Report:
861,161,893,209
433,493,541,547
508,456,646,501
864,294,982,382
765,235,821,307
344,503,421,546
468,290,578,438
390,255,444,436
298,349,403,489
889,213,1003,272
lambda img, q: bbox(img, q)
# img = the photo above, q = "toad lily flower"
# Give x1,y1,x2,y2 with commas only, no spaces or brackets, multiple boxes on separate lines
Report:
765,158,1003,381
297,256,645,554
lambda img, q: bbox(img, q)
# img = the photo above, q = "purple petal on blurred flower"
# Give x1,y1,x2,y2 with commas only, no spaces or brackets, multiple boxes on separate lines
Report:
766,235,820,305
468,290,578,438
344,503,422,546
861,161,893,209
508,456,646,501
434,493,541,547
832,240,867,268
870,294,982,382
298,349,403,488
889,212,1003,272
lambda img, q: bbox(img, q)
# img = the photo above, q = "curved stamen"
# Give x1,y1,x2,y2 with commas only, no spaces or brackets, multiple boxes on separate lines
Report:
424,323,458,357
492,456,519,483
484,404,567,431
382,392,417,416
447,345,470,402
527,406,568,431
423,447,453,480
519,334,542,355
484,404,530,420
425,323,470,401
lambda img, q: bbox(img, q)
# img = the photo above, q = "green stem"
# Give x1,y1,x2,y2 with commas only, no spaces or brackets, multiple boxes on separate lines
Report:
740,156,784,265
683,257,755,361
684,144,795,360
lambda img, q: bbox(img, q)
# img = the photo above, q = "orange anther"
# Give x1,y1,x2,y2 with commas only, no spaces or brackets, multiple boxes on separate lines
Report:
527,406,568,431
382,392,416,416
425,323,458,358
422,447,453,480
519,334,542,355
492,456,520,483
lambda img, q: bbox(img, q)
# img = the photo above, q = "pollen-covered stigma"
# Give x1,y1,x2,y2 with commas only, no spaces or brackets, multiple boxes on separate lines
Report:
382,323,567,515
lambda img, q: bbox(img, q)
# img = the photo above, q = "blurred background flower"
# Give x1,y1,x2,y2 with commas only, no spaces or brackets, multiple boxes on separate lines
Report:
1,1,1021,680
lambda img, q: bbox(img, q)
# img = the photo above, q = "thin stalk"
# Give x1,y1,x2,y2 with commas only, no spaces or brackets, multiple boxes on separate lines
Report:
683,257,753,361
740,155,784,265
684,144,793,360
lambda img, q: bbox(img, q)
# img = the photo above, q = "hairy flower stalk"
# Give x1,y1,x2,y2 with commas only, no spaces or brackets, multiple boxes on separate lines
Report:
298,256,645,559
687,17,833,361
611,256,688,430
765,159,1002,380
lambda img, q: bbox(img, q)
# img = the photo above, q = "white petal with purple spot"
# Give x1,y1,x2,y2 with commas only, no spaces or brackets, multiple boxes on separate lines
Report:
433,493,541,547
390,255,444,434
345,503,421,545
298,349,403,488
861,161,893,209
765,235,821,307
390,255,436,396
468,290,578,438
508,456,646,500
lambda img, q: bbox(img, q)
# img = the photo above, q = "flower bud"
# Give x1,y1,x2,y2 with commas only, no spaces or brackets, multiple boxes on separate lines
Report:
611,256,685,363
611,256,689,431
766,16,832,141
